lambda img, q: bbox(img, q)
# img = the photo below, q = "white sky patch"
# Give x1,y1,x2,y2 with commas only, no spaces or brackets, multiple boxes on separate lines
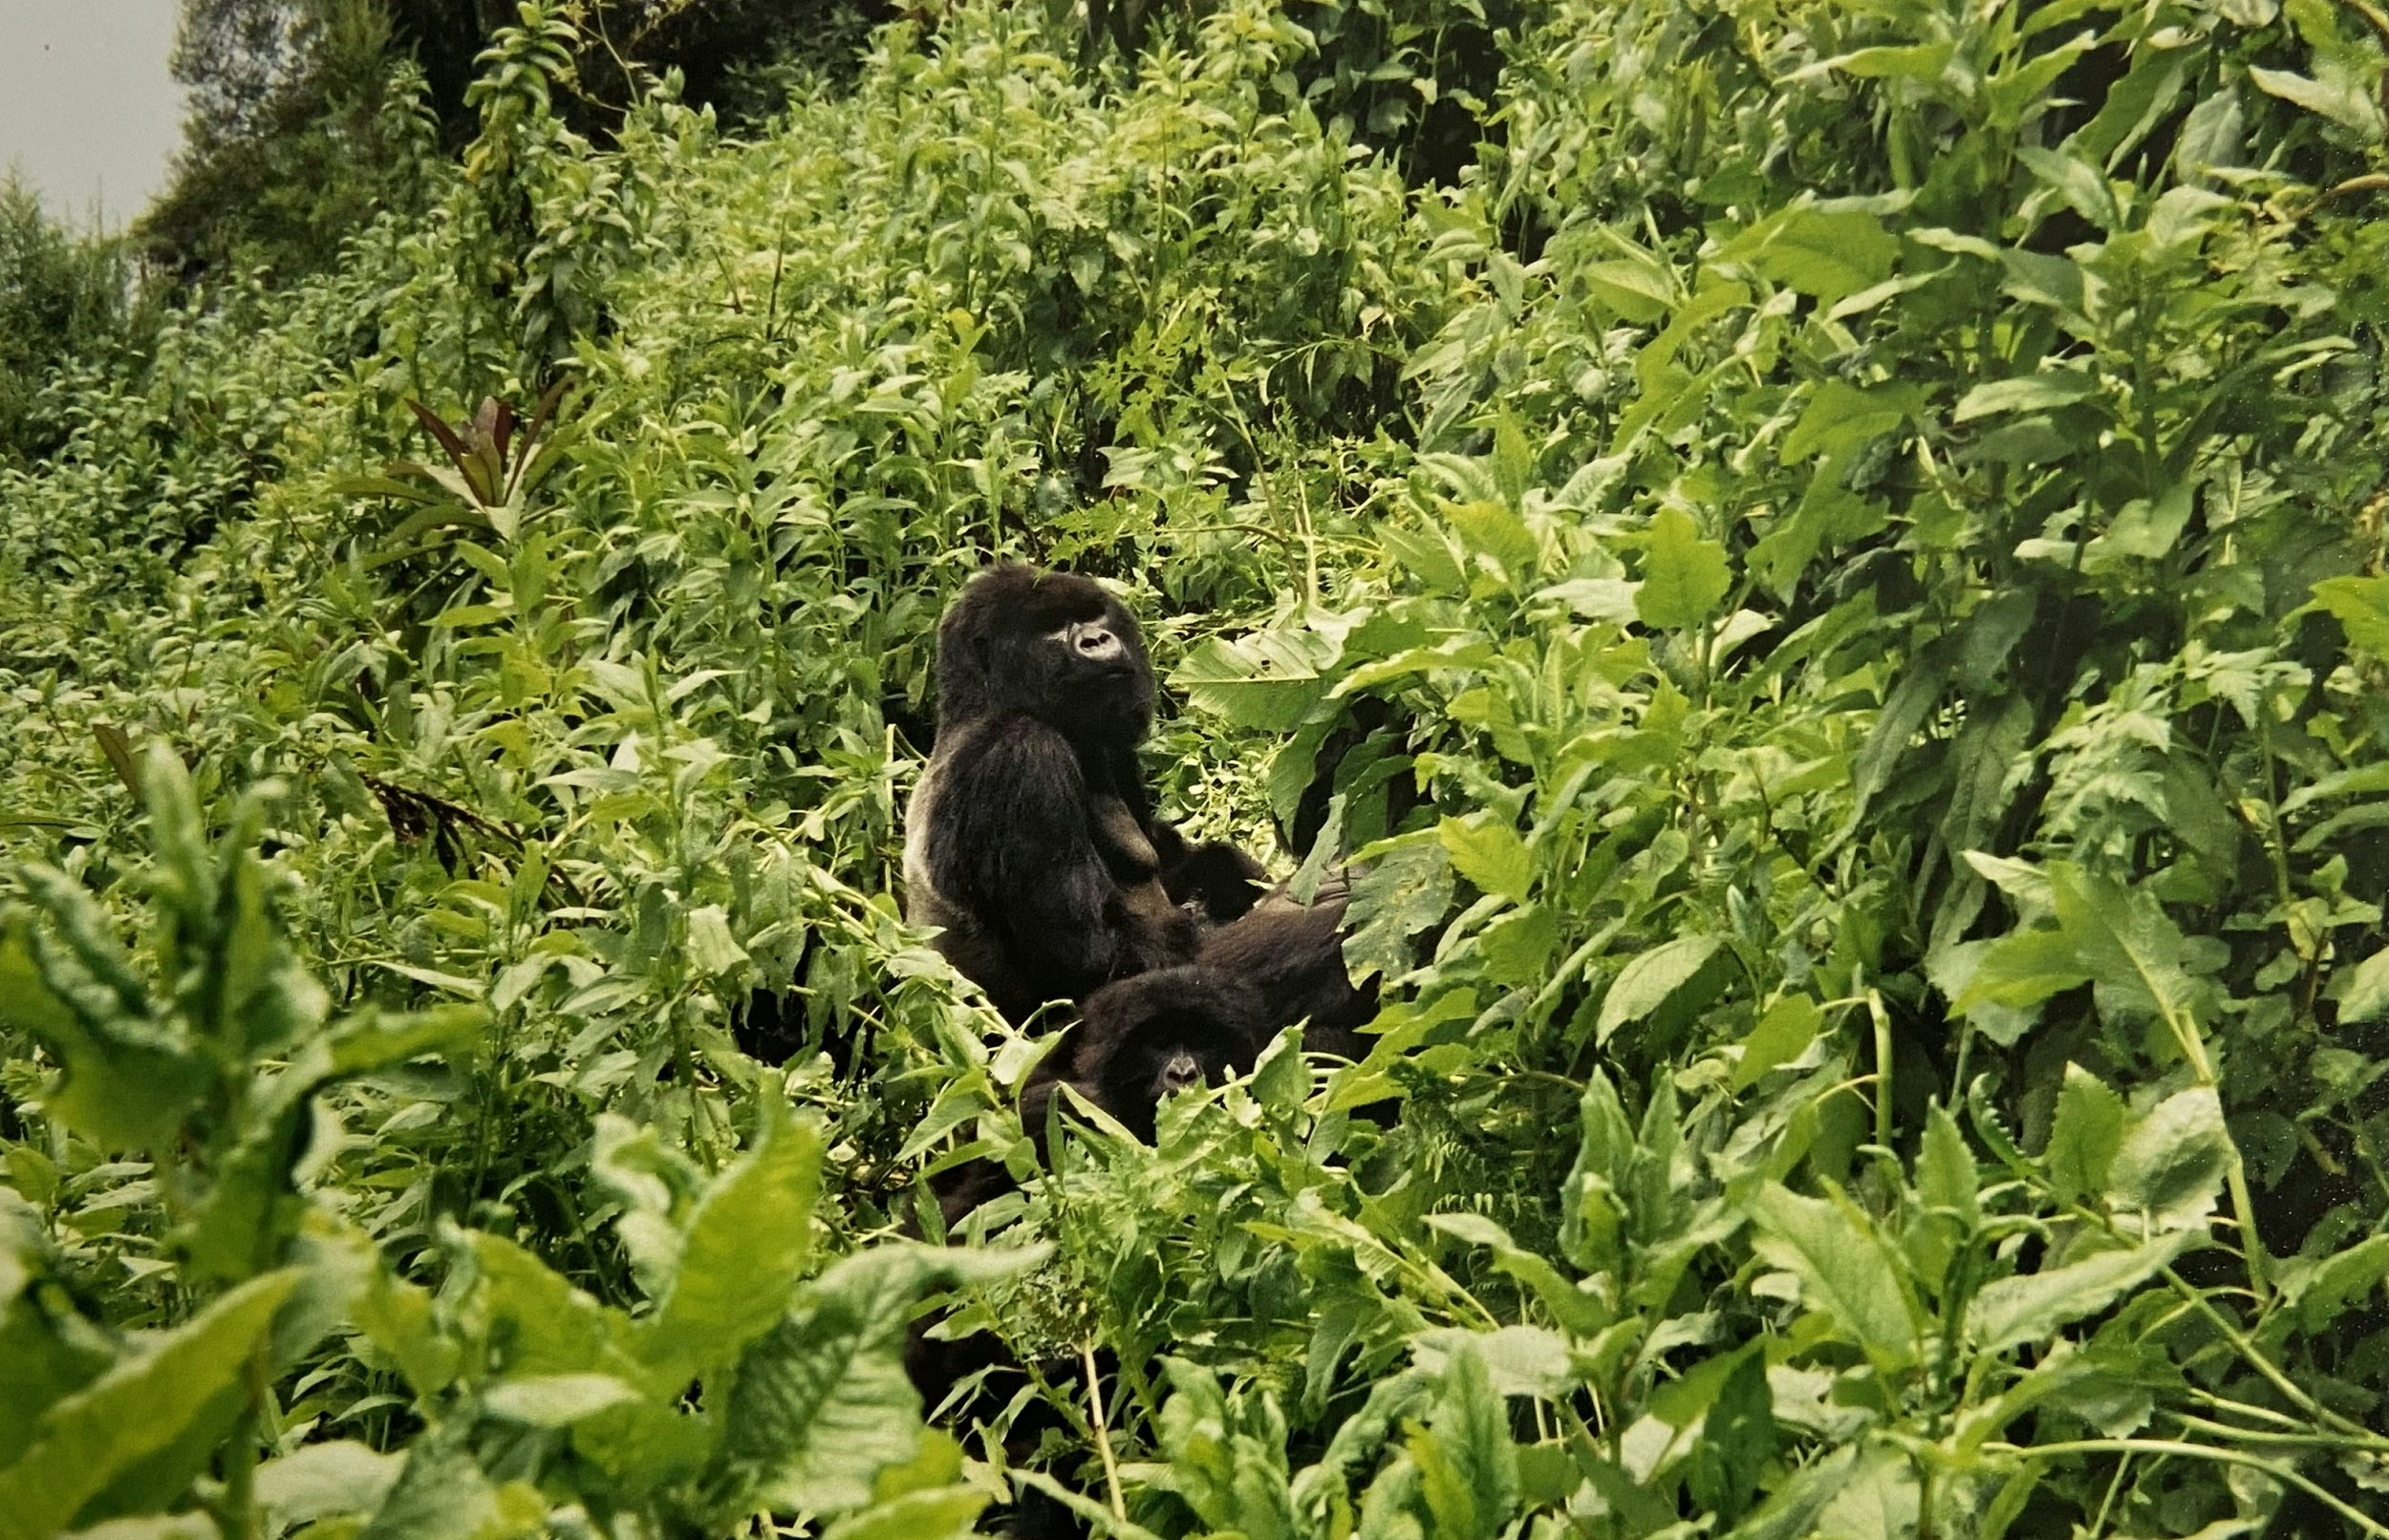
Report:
0,3,185,229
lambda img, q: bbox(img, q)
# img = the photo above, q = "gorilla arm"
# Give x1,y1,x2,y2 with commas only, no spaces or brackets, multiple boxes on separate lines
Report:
922,717,1197,1019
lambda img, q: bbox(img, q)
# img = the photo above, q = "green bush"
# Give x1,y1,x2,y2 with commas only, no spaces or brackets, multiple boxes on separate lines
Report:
4,0,2389,1532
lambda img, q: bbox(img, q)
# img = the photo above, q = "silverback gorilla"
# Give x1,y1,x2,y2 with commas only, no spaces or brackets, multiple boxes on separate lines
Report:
902,565,1265,1024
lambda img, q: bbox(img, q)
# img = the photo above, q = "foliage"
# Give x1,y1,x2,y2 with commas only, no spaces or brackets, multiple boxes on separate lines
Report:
0,180,147,466
7,0,2389,1533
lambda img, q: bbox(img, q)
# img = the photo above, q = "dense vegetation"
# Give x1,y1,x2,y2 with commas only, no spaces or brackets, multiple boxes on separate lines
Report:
5,0,2389,1533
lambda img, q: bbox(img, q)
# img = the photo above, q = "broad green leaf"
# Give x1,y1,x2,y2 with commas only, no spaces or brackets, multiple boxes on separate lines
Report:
1748,1185,1917,1368
1478,902,1560,986
1918,1107,1978,1224
1953,928,2088,1016
1969,1234,2189,1356
1953,370,2099,422
1438,816,1532,904
721,1246,1041,1520
0,905,206,1155
1813,41,1953,83
1813,1444,1922,1540
2107,1087,2233,1231
1344,836,1454,984
2045,1064,2124,1205
1743,208,1901,308
1733,995,1820,1091
1409,1325,1575,1398
1413,1340,1519,1540
2312,576,2389,658
819,1487,989,1540
2286,1235,2389,1333
2249,66,2385,138
683,906,750,975
2016,146,2120,229
1634,507,1730,631
1171,631,1337,731
2049,866,2202,1034
1445,499,1540,583
252,1441,403,1528
0,1271,300,1540
482,1374,643,1425
1780,381,1919,461
1687,1346,1775,1525
2333,946,2389,1023
353,1440,545,1540
1596,935,1724,1044
641,1106,824,1380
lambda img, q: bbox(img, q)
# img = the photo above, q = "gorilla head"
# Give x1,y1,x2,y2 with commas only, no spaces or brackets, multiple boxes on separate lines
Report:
1019,966,1266,1144
933,565,1155,748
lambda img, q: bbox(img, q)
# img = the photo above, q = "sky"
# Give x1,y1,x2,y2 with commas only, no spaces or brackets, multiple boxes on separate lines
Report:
0,3,186,230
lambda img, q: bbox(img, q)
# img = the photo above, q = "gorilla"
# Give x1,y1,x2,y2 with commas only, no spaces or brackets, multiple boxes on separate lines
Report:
1020,888,1378,1144
899,569,1384,1540
903,565,1265,1025
904,891,1378,1540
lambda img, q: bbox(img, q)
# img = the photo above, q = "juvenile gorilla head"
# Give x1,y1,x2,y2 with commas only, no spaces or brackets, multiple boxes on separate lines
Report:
934,565,1154,746
1020,967,1264,1144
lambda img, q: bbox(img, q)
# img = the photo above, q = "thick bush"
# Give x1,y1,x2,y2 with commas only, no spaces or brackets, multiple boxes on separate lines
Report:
3,0,2388,1533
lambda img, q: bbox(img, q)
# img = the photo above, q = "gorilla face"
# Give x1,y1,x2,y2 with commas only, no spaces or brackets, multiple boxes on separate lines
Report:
936,566,1153,745
1072,970,1265,1143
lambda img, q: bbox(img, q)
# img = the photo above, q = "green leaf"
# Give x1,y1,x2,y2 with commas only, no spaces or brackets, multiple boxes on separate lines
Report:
2286,1235,2389,1333
1437,816,1532,904
683,906,750,975
252,1440,403,1528
1953,370,2099,422
1634,506,1730,631
1748,1185,1917,1368
640,1106,824,1380
2249,65,2385,139
2107,1087,2233,1231
1733,995,1820,1091
719,1246,1041,1520
0,1271,300,1540
2312,576,2389,658
1815,40,1953,83
1780,381,1919,461
483,1374,644,1425
2016,146,2120,230
2049,866,2203,1036
354,1440,543,1540
1967,1234,2189,1356
2045,1064,2123,1206
1171,630,1338,731
1919,1106,1979,1225
0,901,205,1154
1745,207,1902,308
1409,1325,1576,1398
1344,836,1454,985
1687,1346,1775,1525
1445,499,1539,583
1952,928,2088,1016
1412,1339,1519,1540
1596,935,1724,1044
819,1487,990,1540
1425,1214,1609,1336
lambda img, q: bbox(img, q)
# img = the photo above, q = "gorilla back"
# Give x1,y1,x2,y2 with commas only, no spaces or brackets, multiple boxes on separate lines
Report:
904,567,1251,1024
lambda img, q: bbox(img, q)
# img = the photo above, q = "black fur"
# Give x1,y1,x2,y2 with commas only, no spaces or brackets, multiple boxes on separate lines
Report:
903,566,1263,1024
1022,889,1378,1143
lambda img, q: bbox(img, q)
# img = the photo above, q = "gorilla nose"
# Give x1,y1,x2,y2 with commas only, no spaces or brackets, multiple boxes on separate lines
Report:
1074,625,1121,660
1158,1052,1203,1093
